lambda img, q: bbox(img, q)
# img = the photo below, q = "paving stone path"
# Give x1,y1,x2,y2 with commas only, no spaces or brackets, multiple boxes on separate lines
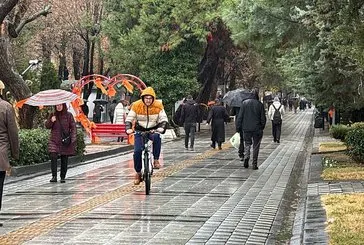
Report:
0,108,336,244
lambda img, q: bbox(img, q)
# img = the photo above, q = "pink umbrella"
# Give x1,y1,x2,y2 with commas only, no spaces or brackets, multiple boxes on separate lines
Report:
17,89,78,107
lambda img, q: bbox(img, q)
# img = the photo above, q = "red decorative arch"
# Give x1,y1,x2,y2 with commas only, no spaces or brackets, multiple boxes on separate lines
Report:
70,74,147,137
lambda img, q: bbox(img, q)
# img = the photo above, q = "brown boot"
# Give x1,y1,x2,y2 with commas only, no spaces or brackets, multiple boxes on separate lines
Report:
134,172,142,185
153,160,161,169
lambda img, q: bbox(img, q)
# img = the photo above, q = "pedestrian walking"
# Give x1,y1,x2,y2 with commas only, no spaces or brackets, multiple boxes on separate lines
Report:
293,98,299,113
207,100,230,150
0,95,19,226
108,100,117,123
93,104,104,123
114,100,129,142
236,92,266,170
232,106,245,160
268,96,285,143
328,105,335,128
288,99,293,111
180,95,200,151
45,103,77,183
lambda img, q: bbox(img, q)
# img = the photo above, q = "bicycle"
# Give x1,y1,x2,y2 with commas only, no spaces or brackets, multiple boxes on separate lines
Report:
135,131,156,195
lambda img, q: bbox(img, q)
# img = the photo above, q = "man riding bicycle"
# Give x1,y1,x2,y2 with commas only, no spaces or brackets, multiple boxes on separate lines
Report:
125,87,168,185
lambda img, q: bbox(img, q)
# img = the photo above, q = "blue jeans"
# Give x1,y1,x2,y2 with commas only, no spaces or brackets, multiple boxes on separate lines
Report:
133,133,161,173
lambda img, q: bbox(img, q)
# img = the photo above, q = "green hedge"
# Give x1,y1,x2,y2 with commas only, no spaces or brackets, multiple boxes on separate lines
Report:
351,122,364,129
329,124,350,141
345,128,364,163
10,128,85,166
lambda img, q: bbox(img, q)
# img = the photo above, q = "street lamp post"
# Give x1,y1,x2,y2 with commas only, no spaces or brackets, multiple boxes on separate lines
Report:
21,59,41,76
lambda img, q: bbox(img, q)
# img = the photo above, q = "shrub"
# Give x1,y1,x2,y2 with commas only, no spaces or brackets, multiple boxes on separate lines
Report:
345,128,364,163
10,128,85,166
329,124,350,141
351,122,364,129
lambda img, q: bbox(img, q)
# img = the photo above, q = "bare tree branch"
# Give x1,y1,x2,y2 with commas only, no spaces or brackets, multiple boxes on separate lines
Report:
0,0,19,24
14,5,51,36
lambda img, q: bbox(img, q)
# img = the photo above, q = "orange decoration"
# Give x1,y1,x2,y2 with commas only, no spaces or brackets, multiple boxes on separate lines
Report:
15,99,28,108
95,78,108,95
107,85,116,97
122,80,134,93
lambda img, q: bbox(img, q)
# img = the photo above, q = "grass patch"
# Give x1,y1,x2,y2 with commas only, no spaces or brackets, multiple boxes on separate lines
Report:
319,142,347,153
322,167,364,180
321,152,364,180
322,194,364,245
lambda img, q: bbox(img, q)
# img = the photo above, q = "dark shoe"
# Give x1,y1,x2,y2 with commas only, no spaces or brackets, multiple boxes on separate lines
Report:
134,172,143,185
0,223,3,227
277,140,280,143
49,176,57,183
60,178,66,183
210,144,216,149
252,164,259,170
153,160,161,169
244,159,249,168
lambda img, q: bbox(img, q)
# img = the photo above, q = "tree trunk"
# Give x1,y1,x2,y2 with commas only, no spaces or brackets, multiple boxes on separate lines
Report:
72,45,82,80
82,37,92,100
196,19,231,104
0,37,35,128
58,33,68,80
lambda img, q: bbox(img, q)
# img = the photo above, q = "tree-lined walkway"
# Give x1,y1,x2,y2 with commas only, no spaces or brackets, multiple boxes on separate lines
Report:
0,109,313,244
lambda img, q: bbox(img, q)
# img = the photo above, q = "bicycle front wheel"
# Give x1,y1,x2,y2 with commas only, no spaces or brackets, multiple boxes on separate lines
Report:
144,154,151,195
145,171,151,195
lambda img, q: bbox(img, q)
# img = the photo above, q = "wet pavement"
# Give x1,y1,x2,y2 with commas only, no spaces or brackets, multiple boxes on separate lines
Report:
0,108,349,244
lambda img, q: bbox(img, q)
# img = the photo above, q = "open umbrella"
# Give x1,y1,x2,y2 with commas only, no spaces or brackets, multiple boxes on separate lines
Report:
16,89,78,108
222,89,255,107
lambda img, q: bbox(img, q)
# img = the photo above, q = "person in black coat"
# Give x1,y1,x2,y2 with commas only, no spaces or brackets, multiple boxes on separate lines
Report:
236,93,266,170
180,95,200,150
207,100,230,150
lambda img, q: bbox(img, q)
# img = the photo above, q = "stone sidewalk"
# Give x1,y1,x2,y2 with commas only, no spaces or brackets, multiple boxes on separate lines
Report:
0,108,335,244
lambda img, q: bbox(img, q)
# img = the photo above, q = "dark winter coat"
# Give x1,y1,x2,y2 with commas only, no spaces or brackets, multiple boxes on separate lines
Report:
180,99,200,124
207,105,230,143
236,98,266,132
45,111,77,156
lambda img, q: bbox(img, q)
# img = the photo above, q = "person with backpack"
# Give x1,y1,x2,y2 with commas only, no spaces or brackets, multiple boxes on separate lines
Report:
268,97,285,143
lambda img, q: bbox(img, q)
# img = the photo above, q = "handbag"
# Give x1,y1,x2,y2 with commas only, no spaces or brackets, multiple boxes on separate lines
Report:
57,115,71,146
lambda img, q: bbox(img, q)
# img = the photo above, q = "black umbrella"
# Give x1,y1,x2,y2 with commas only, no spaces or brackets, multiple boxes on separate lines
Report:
222,89,255,107
93,99,108,104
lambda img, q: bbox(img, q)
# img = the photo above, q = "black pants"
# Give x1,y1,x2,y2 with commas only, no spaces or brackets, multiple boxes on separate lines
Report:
238,131,244,158
0,171,5,210
272,121,282,142
184,123,196,148
243,130,263,165
50,153,68,179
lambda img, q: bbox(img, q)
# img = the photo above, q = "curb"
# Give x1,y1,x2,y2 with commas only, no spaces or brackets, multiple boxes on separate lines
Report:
10,145,134,177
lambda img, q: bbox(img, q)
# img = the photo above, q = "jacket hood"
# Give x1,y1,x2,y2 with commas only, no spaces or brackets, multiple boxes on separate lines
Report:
186,99,196,105
141,87,156,100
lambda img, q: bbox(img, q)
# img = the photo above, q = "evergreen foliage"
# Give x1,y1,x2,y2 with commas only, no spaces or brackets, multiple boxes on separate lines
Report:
40,60,61,91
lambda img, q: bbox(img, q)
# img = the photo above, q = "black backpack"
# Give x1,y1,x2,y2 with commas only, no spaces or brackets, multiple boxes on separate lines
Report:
272,104,282,124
